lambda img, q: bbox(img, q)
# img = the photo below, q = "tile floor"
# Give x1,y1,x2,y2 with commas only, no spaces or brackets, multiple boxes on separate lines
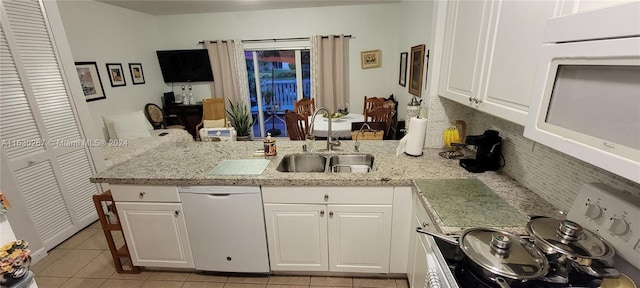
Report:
32,221,408,288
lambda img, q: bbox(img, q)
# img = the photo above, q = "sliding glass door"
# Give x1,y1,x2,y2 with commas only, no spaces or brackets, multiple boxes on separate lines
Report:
246,49,310,138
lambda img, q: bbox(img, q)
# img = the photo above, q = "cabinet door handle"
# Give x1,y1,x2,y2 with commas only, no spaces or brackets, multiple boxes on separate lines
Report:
139,191,145,198
422,221,429,228
468,97,483,104
324,194,329,201
329,211,334,218
174,210,180,215
320,210,325,217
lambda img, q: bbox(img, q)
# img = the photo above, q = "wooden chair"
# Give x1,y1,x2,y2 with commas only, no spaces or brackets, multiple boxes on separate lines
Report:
382,95,398,139
363,96,385,115
195,98,227,139
285,110,308,140
364,107,393,137
294,98,315,117
144,103,185,130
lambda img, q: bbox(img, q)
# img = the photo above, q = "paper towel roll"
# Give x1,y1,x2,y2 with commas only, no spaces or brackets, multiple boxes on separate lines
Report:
405,117,427,156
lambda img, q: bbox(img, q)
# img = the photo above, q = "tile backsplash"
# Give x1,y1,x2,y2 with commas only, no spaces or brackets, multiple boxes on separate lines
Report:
425,97,639,213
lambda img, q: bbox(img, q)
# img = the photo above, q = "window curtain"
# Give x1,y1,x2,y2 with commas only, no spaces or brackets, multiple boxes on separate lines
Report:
203,40,250,107
310,34,347,111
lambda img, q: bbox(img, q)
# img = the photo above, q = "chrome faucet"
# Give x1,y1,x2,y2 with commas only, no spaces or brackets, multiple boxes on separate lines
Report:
354,123,372,152
309,107,341,151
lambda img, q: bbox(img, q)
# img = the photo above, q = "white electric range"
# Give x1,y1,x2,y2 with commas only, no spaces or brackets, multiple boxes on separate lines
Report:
567,183,640,284
421,182,640,288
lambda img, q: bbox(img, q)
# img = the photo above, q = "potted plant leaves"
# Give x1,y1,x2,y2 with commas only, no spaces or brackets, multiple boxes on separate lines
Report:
227,100,255,141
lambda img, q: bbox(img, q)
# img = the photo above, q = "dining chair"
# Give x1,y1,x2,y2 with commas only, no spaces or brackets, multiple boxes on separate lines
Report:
284,110,308,141
363,96,385,115
195,98,227,140
294,98,315,117
144,103,185,130
364,107,393,137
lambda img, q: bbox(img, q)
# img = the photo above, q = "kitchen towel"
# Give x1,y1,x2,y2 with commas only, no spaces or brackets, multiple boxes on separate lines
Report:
400,117,427,156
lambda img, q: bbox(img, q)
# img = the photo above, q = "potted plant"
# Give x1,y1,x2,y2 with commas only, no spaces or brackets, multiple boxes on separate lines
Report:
227,100,255,141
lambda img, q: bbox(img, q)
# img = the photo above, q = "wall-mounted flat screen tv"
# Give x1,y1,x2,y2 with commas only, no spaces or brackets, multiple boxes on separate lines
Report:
156,49,214,82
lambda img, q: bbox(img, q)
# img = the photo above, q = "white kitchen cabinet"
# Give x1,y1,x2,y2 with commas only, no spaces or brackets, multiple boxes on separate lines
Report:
439,0,563,125
412,234,429,288
438,0,492,110
573,0,633,13
408,194,436,288
328,205,392,273
263,204,328,271
262,186,394,273
111,185,194,269
116,202,194,269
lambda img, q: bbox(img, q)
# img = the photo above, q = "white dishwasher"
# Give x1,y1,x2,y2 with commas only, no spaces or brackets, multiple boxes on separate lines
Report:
179,186,270,272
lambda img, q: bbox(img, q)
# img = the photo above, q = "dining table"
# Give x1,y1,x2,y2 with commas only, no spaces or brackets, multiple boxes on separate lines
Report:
309,113,365,139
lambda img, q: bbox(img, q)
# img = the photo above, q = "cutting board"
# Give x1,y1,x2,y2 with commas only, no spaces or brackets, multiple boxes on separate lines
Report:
209,159,271,175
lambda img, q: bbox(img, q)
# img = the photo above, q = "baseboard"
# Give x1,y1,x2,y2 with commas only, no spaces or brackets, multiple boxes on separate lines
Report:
29,247,47,265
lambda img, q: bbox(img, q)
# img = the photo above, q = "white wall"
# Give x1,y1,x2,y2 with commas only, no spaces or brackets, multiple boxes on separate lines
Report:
57,1,166,138
154,2,434,117
56,1,436,136
391,1,434,121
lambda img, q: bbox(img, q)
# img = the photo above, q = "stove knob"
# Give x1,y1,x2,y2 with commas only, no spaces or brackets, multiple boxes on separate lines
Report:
584,203,603,219
608,217,630,236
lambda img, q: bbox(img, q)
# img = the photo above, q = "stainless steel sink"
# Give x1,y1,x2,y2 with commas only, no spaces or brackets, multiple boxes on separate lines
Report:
328,154,375,173
276,154,327,172
276,153,374,173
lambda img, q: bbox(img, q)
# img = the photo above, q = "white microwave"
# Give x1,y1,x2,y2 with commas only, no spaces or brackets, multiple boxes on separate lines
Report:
524,2,640,183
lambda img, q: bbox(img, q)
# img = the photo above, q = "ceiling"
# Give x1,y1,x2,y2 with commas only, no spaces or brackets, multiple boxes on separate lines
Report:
96,0,401,16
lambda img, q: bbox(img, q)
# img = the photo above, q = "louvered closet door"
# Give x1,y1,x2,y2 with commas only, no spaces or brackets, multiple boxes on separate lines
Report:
0,0,100,250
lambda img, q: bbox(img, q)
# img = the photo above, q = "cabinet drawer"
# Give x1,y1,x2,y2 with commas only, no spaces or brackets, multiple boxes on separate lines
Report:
262,186,393,205
110,184,179,202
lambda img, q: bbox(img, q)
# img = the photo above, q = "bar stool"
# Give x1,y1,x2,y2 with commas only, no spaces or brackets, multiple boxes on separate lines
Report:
92,190,140,274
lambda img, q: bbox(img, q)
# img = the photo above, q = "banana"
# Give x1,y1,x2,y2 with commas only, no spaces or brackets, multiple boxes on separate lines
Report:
443,128,451,148
451,127,460,145
444,126,462,148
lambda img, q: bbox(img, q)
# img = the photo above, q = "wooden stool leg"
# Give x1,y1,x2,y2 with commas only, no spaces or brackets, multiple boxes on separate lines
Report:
92,191,140,274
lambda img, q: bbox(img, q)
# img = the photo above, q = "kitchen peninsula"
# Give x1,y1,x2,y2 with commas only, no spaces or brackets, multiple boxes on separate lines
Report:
91,139,561,275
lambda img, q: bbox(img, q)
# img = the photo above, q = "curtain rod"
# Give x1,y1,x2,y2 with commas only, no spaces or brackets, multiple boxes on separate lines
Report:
197,35,352,45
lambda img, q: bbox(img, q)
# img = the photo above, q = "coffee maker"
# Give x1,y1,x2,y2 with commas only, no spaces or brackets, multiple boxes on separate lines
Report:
459,130,502,173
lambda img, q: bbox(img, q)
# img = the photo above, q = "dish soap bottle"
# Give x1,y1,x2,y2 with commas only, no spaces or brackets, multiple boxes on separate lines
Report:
264,133,277,156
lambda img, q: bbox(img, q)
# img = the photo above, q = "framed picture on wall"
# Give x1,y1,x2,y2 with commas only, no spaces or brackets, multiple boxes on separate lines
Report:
408,44,426,97
106,63,126,87
75,62,106,102
360,50,381,69
129,63,145,85
399,52,408,87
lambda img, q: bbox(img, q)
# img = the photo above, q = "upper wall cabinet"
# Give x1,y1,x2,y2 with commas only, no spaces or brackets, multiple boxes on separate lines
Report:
439,0,563,125
438,0,633,125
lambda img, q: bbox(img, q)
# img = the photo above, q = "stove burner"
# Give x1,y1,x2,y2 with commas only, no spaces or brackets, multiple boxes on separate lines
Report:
454,259,503,288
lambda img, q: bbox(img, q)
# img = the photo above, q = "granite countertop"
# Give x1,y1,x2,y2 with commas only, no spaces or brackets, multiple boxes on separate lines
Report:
413,178,562,235
92,139,562,235
92,139,471,186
